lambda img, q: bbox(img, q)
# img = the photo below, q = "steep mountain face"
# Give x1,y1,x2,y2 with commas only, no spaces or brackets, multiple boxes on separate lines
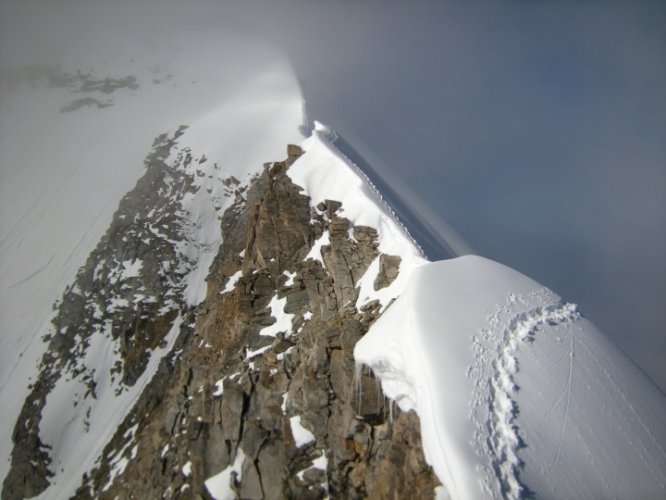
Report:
3,130,440,498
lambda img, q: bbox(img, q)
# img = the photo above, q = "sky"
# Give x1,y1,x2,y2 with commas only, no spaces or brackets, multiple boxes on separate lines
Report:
1,0,665,389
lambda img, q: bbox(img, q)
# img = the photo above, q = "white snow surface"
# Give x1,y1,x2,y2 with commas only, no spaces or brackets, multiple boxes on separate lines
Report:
222,270,243,294
288,121,428,311
260,295,294,338
304,230,330,264
355,255,666,499
39,314,182,499
0,30,303,491
204,448,247,500
289,415,316,448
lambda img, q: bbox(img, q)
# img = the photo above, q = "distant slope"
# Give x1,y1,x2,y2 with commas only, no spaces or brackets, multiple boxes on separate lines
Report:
356,255,666,499
0,33,304,490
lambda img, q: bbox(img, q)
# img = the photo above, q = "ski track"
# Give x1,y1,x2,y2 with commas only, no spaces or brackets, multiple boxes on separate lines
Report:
574,328,666,481
7,254,56,289
546,321,574,472
470,290,579,499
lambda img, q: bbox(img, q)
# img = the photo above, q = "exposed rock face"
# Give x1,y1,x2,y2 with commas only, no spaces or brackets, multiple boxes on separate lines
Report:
2,126,200,500
3,141,440,499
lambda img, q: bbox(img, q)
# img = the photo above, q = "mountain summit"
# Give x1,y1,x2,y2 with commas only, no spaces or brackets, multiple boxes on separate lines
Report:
4,120,665,500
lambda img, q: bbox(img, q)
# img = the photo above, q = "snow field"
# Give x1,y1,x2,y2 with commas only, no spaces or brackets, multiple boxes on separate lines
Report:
1,29,304,493
355,255,666,499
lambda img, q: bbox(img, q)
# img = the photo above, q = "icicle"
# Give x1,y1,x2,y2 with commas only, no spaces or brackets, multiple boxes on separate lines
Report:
353,362,363,414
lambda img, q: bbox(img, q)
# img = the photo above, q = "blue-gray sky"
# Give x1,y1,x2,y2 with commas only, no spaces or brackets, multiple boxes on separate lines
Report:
2,0,665,390
260,1,666,390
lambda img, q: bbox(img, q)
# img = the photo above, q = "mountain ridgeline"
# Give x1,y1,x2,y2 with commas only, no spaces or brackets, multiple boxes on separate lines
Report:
3,134,440,499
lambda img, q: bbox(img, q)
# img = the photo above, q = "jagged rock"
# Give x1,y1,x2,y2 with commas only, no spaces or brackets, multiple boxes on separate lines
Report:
374,254,402,290
3,144,441,499
287,144,303,161
316,199,343,218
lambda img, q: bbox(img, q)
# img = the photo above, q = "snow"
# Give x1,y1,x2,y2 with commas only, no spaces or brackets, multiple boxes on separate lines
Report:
355,255,666,499
182,460,192,477
353,255,406,310
204,449,247,500
311,452,328,471
2,18,662,499
119,259,142,280
212,378,225,397
304,230,330,264
37,314,183,499
282,270,297,286
0,27,304,488
260,295,294,338
287,122,428,311
245,345,271,361
221,270,242,294
289,415,316,447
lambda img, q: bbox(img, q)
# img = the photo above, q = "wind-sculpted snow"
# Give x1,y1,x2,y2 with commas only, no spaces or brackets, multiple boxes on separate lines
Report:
325,132,460,261
469,292,579,498
288,122,428,313
355,255,666,499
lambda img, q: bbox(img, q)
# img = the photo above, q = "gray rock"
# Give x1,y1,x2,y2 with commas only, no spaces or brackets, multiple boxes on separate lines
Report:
3,143,442,500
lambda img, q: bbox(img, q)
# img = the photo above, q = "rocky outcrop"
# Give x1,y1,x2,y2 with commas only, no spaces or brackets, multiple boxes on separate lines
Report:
2,126,204,499
3,141,441,499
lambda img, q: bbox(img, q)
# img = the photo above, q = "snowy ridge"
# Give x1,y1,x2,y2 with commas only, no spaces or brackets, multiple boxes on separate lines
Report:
355,255,666,499
469,291,580,498
313,122,426,259
288,122,428,311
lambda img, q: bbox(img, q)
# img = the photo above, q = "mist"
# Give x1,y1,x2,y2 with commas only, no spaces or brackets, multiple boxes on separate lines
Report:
1,0,664,389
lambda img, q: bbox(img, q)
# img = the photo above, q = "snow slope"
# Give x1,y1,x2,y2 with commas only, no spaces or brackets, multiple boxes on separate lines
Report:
0,31,304,489
355,255,666,499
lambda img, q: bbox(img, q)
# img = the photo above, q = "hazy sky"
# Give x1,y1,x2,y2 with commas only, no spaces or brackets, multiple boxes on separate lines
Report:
251,1,666,390
1,0,665,389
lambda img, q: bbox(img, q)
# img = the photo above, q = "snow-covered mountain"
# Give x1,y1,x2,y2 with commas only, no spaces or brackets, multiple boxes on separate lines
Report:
1,23,665,500
0,32,304,496
357,256,666,499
